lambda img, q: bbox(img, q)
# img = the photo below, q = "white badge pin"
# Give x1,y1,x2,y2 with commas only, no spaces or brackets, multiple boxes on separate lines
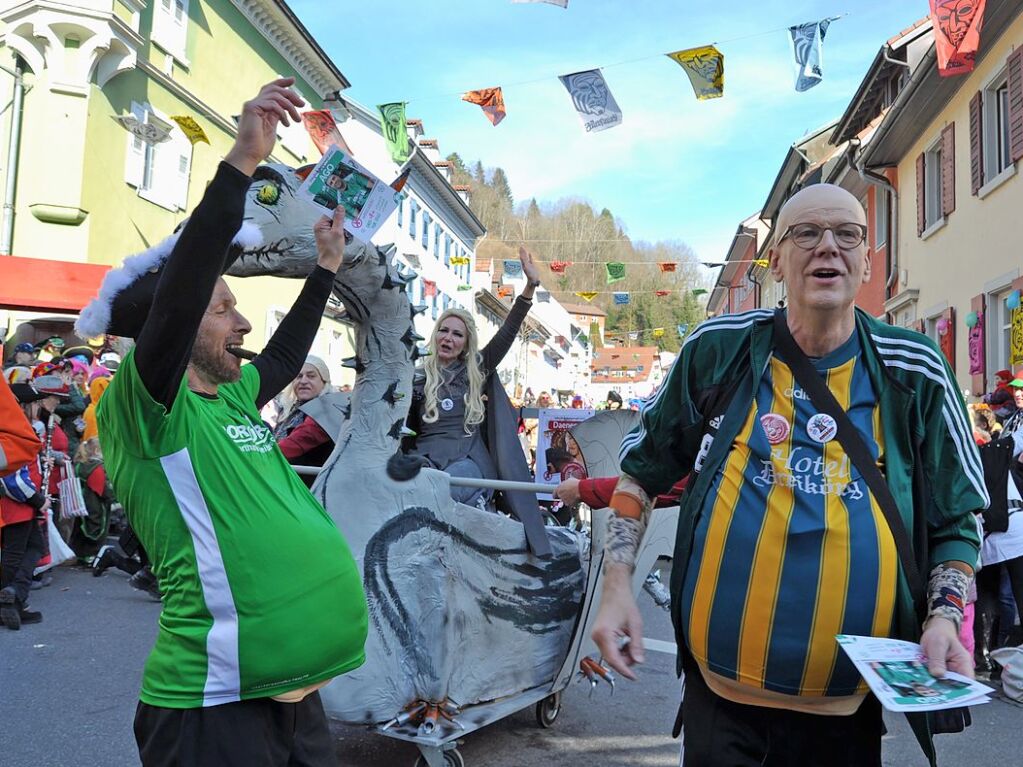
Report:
441,397,454,412
806,413,838,443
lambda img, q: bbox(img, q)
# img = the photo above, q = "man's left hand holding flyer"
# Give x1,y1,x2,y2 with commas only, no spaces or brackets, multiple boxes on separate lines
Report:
298,144,402,242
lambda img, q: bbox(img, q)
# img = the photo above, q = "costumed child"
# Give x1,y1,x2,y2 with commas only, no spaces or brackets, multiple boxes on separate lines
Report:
70,437,117,565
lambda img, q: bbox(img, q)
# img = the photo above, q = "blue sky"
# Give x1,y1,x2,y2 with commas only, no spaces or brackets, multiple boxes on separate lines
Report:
290,1,924,265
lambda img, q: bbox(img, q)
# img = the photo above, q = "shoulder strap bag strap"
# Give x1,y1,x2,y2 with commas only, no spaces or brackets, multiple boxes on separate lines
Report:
771,309,927,609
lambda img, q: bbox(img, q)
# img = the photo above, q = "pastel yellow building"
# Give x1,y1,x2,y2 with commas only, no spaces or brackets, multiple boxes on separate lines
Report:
862,0,1023,395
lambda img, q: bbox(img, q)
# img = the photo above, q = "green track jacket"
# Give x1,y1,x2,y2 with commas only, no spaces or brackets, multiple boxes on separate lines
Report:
620,308,987,764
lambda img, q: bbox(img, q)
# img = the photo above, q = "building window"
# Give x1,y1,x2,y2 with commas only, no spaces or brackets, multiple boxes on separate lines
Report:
124,101,192,212
397,196,403,227
152,0,189,62
409,200,417,238
434,224,441,258
874,189,889,247
444,235,451,267
421,212,431,249
989,288,1015,376
923,140,944,229
984,71,1013,182
431,294,438,320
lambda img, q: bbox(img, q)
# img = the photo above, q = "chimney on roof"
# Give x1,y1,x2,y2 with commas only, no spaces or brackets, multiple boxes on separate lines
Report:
452,183,471,204
406,119,424,141
418,138,440,163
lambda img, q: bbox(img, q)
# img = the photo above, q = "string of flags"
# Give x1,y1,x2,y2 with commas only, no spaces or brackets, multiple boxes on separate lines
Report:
374,12,849,136
572,287,709,303
605,323,690,341
534,258,769,269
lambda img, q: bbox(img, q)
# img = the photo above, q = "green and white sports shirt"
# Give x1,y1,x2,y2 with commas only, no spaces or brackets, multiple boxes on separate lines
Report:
98,350,367,708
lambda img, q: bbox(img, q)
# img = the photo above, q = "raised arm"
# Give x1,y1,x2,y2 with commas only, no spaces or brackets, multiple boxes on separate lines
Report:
253,208,346,409
134,79,304,410
481,247,541,372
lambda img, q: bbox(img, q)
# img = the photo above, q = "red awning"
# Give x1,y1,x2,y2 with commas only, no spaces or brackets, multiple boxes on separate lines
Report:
0,255,109,314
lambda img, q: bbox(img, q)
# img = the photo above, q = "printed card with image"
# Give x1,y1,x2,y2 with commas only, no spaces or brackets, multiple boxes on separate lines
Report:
297,144,400,242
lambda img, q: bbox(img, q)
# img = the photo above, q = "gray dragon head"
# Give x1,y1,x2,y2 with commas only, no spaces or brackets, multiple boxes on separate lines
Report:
226,163,420,331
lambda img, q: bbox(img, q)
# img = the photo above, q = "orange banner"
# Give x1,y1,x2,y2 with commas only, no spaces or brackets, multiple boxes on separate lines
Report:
462,87,507,126
302,110,353,156
929,0,987,77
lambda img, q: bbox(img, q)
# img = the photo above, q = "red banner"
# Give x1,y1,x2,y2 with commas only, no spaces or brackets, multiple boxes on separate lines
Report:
301,110,353,155
929,0,987,77
549,260,572,273
423,279,437,298
497,285,513,298
658,262,677,273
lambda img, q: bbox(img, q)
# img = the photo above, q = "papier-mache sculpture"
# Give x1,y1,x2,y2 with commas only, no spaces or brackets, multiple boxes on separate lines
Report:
228,165,589,724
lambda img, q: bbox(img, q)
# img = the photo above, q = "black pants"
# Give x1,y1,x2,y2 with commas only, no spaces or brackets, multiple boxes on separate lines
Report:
135,692,336,767
680,664,883,767
0,517,45,605
976,555,1023,648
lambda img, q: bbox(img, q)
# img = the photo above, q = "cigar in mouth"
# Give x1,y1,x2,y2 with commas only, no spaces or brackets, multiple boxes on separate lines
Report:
227,346,257,361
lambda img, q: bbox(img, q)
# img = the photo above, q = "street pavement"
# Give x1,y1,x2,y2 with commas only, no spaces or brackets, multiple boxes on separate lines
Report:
3,564,1020,767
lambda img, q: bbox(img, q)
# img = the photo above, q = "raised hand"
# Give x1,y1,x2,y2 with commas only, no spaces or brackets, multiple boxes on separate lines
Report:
225,77,305,176
314,207,347,274
519,246,541,286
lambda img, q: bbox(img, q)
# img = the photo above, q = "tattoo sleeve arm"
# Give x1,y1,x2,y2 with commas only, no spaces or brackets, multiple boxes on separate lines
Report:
927,562,972,632
604,474,654,574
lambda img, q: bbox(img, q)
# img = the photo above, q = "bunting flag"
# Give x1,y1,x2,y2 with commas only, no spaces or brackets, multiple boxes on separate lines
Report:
497,285,514,298
677,324,689,338
502,259,524,279
301,110,352,155
559,69,623,133
112,114,171,145
605,261,626,284
789,17,837,92
537,291,552,303
550,260,572,273
658,262,677,273
378,102,409,163
652,328,665,339
655,290,671,297
457,284,473,291
628,331,640,341
754,258,770,268
423,279,437,298
589,320,603,348
691,288,708,297
667,45,725,100
462,88,507,126
170,115,209,145
930,0,987,77
512,0,568,6
450,256,471,266
575,291,599,302
613,292,631,305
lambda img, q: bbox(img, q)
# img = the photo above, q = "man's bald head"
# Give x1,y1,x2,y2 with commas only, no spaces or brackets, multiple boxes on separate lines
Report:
775,184,866,243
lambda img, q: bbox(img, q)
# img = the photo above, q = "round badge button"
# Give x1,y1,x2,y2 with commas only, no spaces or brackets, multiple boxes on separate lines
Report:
441,397,454,412
760,413,791,445
806,413,838,443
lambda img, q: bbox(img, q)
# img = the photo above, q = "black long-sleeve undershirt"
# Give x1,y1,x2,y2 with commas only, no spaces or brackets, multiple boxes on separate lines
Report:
481,295,532,374
252,266,335,409
135,162,250,410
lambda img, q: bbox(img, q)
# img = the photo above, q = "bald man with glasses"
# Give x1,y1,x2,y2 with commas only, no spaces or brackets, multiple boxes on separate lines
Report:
593,184,986,767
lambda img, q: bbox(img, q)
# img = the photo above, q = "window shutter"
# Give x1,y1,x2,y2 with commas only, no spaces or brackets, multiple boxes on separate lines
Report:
124,101,146,187
969,91,984,195
173,129,193,210
915,152,926,236
970,293,986,395
939,306,955,371
941,122,955,216
1008,46,1023,163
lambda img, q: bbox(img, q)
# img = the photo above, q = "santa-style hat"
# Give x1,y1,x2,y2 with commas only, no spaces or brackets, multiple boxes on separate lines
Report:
75,222,262,340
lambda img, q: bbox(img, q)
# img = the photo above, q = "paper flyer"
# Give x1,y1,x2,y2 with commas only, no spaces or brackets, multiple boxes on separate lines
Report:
536,408,594,500
297,144,400,242
836,635,993,712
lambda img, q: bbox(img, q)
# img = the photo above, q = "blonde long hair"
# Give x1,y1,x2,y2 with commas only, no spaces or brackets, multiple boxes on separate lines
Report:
423,308,486,434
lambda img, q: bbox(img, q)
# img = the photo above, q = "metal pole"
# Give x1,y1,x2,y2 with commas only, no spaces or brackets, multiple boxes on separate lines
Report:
1,56,24,256
291,465,558,494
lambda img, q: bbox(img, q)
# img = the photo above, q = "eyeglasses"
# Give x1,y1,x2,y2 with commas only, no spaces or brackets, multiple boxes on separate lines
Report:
779,223,867,250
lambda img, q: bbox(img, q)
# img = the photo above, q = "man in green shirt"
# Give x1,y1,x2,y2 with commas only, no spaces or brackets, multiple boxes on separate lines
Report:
88,79,368,766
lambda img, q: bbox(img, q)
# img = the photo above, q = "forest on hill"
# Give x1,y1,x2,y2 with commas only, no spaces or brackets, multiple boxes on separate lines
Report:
446,154,709,353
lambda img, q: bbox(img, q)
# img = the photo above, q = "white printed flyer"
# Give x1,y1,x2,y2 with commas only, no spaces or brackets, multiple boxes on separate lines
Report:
297,144,401,242
836,634,993,712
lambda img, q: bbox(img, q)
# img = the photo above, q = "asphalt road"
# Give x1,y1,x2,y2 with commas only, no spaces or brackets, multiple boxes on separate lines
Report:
3,564,1019,767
